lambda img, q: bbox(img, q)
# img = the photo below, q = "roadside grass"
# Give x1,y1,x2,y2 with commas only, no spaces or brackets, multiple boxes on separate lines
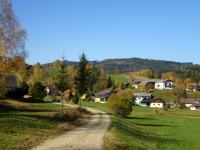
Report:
0,100,75,150
83,101,200,150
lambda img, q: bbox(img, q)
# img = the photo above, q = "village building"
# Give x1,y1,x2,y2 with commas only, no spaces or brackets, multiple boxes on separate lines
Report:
5,75,18,92
134,93,152,106
179,98,199,108
133,77,173,91
155,80,173,90
190,103,200,111
150,98,165,108
186,84,200,92
94,88,113,103
45,84,60,96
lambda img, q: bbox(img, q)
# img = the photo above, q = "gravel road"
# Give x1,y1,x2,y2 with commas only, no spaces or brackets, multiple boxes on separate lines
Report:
33,106,110,150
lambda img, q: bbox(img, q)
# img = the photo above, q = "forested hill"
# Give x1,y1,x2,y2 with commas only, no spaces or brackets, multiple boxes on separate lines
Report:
43,57,195,73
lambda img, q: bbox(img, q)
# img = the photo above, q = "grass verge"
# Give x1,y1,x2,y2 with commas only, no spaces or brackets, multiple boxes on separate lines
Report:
83,101,200,150
0,99,87,150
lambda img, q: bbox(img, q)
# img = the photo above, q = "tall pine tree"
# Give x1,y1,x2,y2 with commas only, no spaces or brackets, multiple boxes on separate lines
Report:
57,61,68,92
75,53,89,107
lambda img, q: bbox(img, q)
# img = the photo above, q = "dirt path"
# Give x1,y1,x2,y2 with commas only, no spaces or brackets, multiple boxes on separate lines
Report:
33,106,110,150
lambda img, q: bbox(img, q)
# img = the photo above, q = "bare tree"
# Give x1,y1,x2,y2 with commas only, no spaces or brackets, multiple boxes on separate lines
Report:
0,0,26,56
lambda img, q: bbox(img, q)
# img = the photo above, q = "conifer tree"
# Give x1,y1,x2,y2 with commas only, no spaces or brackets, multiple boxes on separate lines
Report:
75,53,89,107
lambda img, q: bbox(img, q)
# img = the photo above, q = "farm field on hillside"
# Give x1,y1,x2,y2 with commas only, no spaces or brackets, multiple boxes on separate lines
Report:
83,102,200,150
110,74,132,83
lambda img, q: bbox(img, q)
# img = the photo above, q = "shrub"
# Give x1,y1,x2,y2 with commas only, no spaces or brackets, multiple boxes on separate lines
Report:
72,94,79,104
108,89,133,117
29,82,46,102
54,108,81,121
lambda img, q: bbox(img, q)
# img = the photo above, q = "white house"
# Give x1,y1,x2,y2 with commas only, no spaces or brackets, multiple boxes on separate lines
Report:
190,103,200,111
150,98,165,108
179,98,196,108
155,80,173,90
134,93,152,106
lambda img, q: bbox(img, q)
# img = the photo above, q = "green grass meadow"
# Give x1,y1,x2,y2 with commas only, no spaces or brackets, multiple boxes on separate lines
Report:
110,74,132,83
0,100,73,150
83,102,200,150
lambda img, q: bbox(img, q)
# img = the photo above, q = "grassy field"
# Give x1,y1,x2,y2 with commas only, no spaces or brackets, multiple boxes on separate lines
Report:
110,74,132,83
0,100,75,150
83,102,200,150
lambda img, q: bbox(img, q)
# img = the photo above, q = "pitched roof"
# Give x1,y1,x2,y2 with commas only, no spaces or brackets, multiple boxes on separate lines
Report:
151,98,165,103
96,88,113,96
192,103,200,107
134,93,152,97
180,98,198,104
134,77,172,85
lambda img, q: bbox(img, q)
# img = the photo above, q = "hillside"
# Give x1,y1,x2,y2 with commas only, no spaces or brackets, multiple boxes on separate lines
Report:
43,57,195,73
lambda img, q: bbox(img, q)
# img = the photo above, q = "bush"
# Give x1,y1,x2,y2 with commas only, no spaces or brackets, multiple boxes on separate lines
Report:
54,108,81,121
72,94,79,104
29,82,46,102
108,89,133,117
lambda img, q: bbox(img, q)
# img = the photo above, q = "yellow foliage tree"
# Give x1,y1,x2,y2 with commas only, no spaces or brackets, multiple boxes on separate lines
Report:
162,72,177,81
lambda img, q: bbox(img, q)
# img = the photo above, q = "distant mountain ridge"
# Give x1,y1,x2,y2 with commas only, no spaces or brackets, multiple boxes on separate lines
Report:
43,57,195,73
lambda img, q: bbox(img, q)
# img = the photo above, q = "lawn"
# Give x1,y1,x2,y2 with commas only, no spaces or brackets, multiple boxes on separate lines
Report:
83,102,200,150
0,100,74,150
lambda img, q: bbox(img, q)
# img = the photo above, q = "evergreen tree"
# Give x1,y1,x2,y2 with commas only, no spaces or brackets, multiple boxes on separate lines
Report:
29,82,46,102
56,61,68,92
107,76,113,88
75,53,89,106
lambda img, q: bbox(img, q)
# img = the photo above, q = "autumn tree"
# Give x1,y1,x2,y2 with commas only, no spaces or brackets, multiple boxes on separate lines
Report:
66,65,77,88
0,0,26,97
30,63,44,84
88,65,99,92
93,68,107,92
184,78,193,89
162,72,177,81
129,69,154,78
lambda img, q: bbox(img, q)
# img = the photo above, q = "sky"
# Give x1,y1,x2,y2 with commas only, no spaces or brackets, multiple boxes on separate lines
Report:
11,0,200,64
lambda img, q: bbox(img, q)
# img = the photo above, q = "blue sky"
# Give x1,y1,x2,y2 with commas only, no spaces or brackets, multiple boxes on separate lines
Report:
11,0,200,64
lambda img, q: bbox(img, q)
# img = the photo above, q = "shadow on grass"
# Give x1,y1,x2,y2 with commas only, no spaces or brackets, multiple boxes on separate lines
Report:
126,116,157,120
0,104,60,113
132,123,179,127
111,117,179,150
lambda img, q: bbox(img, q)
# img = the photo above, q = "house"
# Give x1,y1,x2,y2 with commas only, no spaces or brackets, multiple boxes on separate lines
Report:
190,103,200,111
134,93,152,106
94,88,113,103
5,75,18,92
150,98,165,108
45,84,60,96
133,78,156,91
179,98,197,108
133,77,173,91
186,84,200,92
154,80,173,90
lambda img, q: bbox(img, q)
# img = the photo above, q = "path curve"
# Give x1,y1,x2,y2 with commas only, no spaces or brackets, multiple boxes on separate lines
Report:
33,106,110,150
